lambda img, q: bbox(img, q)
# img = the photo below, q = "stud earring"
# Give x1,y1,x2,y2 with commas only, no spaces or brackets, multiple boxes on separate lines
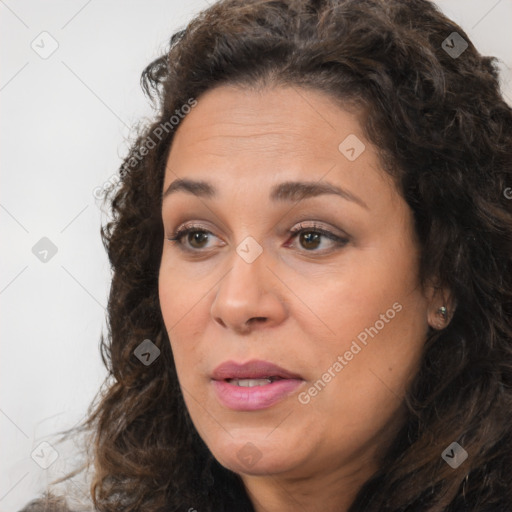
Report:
438,306,447,319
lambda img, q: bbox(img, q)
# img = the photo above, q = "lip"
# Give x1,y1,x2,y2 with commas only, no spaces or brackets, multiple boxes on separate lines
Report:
211,359,305,411
212,359,304,381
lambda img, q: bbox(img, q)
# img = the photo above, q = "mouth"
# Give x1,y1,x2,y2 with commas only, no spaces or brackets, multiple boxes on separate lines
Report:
225,376,285,387
211,359,304,382
211,360,305,411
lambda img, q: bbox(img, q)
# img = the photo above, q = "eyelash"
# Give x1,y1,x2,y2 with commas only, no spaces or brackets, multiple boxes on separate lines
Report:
166,222,349,254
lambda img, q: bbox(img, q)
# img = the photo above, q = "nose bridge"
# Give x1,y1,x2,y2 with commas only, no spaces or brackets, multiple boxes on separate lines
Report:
219,238,267,309
211,237,285,330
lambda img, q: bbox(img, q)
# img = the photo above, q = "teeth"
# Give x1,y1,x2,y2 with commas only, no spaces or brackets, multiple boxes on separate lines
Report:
228,378,273,387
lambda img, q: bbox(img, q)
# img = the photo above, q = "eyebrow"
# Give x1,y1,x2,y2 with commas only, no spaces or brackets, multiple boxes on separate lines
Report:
162,178,368,209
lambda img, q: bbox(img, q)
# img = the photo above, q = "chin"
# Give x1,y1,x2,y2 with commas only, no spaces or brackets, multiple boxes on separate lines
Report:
209,434,306,476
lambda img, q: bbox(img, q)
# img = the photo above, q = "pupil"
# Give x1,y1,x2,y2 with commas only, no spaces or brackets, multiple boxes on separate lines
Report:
190,232,208,247
302,232,320,249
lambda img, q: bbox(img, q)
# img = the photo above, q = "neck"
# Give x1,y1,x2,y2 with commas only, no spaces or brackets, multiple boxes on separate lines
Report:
240,453,378,512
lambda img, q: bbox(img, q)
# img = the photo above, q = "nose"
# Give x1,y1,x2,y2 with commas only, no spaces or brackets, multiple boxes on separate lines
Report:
210,245,288,334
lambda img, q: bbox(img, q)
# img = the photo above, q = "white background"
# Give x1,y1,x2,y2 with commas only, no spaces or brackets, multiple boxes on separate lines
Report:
1,1,511,510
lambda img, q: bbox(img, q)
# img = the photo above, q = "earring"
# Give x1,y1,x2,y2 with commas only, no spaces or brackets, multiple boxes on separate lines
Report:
438,306,447,319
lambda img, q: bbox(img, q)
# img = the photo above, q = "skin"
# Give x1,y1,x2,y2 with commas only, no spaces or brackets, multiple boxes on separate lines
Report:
158,84,449,512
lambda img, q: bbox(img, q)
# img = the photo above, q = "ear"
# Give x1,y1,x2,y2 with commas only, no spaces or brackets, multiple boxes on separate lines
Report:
424,281,456,330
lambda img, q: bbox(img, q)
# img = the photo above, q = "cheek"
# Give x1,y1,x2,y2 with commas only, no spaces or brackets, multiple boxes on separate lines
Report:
312,288,427,421
294,250,421,348
158,255,211,335
158,267,217,399
298,245,428,407
158,272,198,376
297,294,427,460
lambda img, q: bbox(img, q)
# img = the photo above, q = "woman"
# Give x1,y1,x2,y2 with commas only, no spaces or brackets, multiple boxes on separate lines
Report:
20,0,512,510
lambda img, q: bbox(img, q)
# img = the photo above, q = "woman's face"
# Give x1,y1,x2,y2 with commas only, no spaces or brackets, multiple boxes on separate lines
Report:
159,84,437,483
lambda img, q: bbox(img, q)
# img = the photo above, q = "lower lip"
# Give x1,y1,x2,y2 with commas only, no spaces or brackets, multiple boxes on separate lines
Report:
212,379,304,411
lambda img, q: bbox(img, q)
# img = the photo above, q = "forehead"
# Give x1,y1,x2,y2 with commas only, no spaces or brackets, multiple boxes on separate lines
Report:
163,84,397,210
169,85,360,157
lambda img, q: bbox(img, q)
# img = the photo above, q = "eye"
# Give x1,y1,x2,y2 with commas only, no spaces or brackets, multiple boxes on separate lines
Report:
286,222,349,252
166,224,220,252
166,222,349,253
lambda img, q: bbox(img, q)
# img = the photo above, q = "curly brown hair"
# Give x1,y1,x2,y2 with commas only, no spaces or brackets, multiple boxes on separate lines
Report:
21,0,512,511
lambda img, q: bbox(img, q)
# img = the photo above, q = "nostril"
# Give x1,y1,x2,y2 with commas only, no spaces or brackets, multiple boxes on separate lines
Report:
248,317,266,325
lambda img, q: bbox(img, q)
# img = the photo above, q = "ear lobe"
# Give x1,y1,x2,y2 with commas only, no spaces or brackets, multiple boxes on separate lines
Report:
425,283,456,330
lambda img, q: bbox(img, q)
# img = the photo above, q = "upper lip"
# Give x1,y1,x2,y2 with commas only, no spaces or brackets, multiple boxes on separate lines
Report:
211,359,303,381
